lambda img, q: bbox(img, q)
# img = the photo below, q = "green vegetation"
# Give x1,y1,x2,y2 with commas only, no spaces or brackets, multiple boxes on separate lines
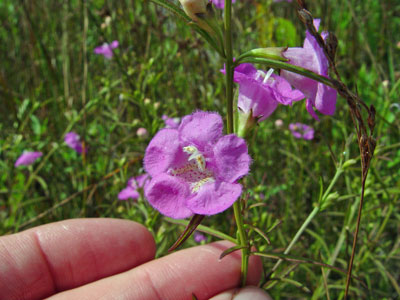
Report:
1,0,399,299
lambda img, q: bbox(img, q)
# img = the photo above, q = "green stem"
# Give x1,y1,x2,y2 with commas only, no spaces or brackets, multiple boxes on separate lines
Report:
224,0,234,134
224,0,248,286
271,206,320,274
233,201,249,286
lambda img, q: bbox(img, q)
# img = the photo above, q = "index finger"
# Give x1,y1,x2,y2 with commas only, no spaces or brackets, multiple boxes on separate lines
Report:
0,218,156,300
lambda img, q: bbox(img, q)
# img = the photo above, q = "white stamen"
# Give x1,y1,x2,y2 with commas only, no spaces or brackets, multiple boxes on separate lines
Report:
255,70,265,81
183,145,206,171
263,68,275,84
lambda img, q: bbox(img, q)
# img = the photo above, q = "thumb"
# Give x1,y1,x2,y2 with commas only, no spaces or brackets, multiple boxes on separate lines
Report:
209,286,273,300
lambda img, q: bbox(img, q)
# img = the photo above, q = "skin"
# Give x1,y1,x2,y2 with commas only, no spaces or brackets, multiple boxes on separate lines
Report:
0,218,264,300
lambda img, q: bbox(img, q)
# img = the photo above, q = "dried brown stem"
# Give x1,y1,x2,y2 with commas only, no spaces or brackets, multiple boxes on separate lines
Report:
295,2,376,299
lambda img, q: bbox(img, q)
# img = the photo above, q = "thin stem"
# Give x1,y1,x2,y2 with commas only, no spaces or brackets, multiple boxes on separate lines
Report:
233,201,249,286
344,175,367,298
270,206,320,274
224,0,234,134
224,0,248,286
81,0,89,215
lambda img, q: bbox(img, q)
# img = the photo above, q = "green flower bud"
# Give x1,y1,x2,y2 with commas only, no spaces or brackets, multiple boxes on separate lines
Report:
179,0,208,22
320,191,339,211
245,47,288,61
342,158,357,169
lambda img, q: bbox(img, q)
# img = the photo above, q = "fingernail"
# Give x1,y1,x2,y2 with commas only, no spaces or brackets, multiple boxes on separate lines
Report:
233,286,273,300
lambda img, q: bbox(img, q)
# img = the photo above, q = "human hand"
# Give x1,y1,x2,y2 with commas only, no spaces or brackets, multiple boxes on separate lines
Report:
0,218,271,300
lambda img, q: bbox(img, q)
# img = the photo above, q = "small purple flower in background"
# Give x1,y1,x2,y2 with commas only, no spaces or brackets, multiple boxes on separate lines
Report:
289,123,314,140
162,115,181,129
144,111,251,219
136,127,148,138
211,0,236,9
15,151,43,167
94,40,119,59
273,0,292,3
64,132,84,154
232,63,304,121
118,174,150,201
194,232,207,243
281,19,337,120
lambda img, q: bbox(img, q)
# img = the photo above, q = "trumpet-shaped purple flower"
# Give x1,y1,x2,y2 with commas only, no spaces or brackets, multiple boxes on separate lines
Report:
211,0,236,9
15,151,43,167
64,132,84,154
162,115,181,129
233,63,304,121
289,123,314,140
94,40,119,59
281,19,337,120
118,174,150,200
144,111,250,219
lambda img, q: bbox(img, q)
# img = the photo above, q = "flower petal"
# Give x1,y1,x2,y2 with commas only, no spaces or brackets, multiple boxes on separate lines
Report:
134,174,150,189
238,81,278,121
144,129,181,177
118,187,140,200
64,132,83,154
315,82,337,115
179,111,223,149
306,99,319,121
233,63,258,83
145,174,193,219
270,74,304,105
187,181,242,215
15,151,43,167
213,134,251,183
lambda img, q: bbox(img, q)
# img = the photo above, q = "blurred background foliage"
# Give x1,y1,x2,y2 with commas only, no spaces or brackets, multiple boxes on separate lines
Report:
0,0,399,299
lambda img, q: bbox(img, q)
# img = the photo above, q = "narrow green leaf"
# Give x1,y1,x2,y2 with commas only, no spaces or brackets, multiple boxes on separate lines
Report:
149,0,190,22
253,251,365,286
220,245,246,260
168,214,204,252
165,217,237,244
247,224,271,244
318,176,324,204
265,219,282,234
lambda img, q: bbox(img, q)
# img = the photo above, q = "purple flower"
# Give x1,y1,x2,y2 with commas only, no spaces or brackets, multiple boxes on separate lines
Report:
15,151,43,167
281,19,337,120
162,115,181,129
211,0,236,9
233,63,304,121
94,40,119,59
274,0,292,2
118,174,150,201
64,132,84,154
194,232,207,243
144,111,250,219
289,123,314,140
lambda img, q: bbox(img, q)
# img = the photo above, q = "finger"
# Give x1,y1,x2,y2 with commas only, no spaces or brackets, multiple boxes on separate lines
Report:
209,286,273,300
47,241,262,300
0,218,155,300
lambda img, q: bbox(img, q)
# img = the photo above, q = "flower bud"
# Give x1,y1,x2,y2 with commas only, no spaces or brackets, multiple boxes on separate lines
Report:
342,159,357,169
136,127,148,138
243,47,288,62
320,191,339,211
179,0,208,22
